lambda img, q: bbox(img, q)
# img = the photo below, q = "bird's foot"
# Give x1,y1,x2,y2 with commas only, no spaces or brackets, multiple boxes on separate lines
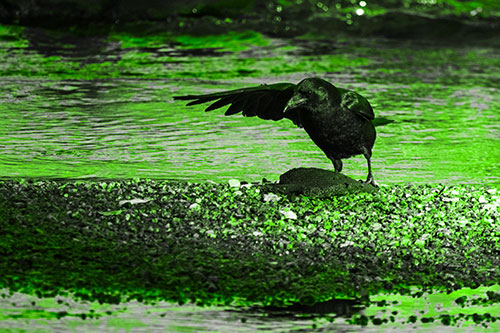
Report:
361,175,378,188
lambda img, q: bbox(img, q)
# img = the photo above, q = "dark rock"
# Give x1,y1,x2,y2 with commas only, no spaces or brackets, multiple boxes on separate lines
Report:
262,167,377,197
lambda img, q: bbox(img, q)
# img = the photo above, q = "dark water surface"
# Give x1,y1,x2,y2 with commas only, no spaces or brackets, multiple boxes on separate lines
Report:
0,25,499,185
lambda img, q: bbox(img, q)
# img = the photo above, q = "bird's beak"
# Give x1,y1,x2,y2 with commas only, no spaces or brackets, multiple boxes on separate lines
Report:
284,95,308,113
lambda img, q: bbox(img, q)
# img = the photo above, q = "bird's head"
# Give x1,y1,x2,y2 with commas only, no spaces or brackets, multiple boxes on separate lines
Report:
284,78,341,113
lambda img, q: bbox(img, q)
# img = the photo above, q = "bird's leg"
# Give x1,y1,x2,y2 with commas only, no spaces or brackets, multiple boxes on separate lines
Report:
330,158,342,173
363,152,378,187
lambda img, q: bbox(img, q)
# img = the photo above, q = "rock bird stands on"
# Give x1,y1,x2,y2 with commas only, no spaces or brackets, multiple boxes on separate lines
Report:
174,78,387,186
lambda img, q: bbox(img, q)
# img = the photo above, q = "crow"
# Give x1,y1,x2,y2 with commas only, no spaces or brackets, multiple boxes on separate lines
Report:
174,78,392,186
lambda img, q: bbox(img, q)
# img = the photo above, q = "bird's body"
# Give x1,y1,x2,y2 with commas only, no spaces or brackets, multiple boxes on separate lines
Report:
174,78,389,186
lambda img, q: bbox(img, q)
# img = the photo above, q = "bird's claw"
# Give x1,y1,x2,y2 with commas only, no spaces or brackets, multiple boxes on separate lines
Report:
360,176,378,188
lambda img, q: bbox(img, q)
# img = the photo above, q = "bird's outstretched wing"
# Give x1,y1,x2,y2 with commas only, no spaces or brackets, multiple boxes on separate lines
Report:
174,83,297,122
338,88,375,121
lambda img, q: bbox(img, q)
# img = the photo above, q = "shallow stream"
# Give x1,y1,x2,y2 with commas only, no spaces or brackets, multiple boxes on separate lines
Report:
1,25,499,185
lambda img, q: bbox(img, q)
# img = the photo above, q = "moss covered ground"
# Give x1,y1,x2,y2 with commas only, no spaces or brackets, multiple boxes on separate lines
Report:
0,179,499,327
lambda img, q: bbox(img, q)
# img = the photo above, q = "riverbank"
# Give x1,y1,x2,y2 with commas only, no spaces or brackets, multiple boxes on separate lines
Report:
1,178,499,326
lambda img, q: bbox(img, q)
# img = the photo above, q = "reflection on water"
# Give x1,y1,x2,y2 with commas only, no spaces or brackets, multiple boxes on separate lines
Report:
0,26,499,185
2,287,499,332
0,291,355,332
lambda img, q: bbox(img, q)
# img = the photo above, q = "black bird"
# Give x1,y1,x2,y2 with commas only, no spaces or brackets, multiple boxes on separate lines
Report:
174,78,390,186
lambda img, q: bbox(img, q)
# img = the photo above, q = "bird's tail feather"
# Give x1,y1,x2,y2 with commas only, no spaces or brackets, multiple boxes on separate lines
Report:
372,117,395,127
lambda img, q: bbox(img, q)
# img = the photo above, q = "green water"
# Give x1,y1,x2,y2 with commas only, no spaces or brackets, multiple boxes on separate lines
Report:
2,286,500,331
0,25,499,185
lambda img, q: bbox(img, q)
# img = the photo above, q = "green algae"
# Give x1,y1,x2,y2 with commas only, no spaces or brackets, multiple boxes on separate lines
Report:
0,24,28,48
109,30,269,52
0,27,370,80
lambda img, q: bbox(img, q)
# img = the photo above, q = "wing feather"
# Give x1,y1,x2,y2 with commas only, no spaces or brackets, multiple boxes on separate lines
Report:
263,90,296,121
254,94,273,119
174,83,297,122
205,96,234,111
225,98,246,116
186,96,220,106
338,88,375,120
242,92,265,117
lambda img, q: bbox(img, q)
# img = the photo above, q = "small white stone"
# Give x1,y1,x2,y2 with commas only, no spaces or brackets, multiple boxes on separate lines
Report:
119,198,151,206
340,240,354,248
280,209,297,220
264,193,281,202
228,179,240,188
189,203,200,210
